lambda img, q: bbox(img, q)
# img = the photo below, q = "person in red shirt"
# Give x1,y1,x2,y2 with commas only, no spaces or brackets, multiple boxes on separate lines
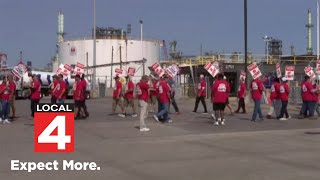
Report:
277,77,290,120
154,74,171,123
55,74,66,104
49,75,58,104
119,75,137,118
73,75,85,120
267,78,281,119
112,76,124,114
30,75,41,118
250,77,265,122
211,73,230,125
80,74,89,117
193,74,208,114
137,75,150,132
235,78,246,113
7,75,16,119
299,75,315,119
0,77,11,123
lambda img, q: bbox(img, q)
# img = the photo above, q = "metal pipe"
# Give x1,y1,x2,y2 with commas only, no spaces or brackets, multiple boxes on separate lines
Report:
92,0,97,91
110,46,114,88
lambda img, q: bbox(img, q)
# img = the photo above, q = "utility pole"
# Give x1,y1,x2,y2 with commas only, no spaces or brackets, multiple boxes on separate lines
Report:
110,46,114,88
244,0,248,85
119,45,122,69
92,0,97,91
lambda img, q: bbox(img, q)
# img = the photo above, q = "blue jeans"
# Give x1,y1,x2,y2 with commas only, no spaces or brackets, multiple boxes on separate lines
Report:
301,101,315,117
156,103,169,121
252,99,263,121
1,100,9,120
57,99,65,104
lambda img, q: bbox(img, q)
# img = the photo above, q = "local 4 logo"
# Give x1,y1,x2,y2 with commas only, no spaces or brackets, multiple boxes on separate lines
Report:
34,104,74,153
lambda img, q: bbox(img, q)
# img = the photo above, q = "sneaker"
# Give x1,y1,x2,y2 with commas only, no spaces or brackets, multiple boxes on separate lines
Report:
288,116,291,119
131,114,138,117
153,115,159,123
0,118,2,124
3,119,11,124
220,119,225,125
140,128,150,132
279,117,287,121
202,112,208,114
214,121,219,126
118,113,126,118
168,119,173,123
211,114,216,120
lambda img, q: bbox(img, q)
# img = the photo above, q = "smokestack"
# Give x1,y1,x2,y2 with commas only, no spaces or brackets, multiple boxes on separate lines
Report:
306,9,313,55
57,11,64,43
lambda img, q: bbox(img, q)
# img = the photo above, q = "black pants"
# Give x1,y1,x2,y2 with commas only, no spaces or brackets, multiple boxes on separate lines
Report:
236,98,246,113
31,99,40,117
278,101,289,118
51,96,57,104
77,99,89,117
193,96,207,112
170,94,179,113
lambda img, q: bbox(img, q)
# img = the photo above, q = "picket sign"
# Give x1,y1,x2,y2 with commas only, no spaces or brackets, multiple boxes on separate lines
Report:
304,66,316,79
165,64,179,78
12,62,27,79
151,63,165,77
285,66,295,80
247,62,262,79
204,62,219,78
73,62,85,75
127,67,136,76
239,71,246,80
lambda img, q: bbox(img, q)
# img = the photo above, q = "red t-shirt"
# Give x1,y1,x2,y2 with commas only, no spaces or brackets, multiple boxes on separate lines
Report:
212,79,230,103
0,83,5,99
270,82,280,100
73,81,84,100
55,81,66,99
250,79,264,100
197,80,206,97
301,81,313,101
50,80,58,97
113,81,122,98
1,83,10,101
150,81,158,96
237,82,246,98
8,81,16,98
31,81,41,100
279,83,290,101
138,81,149,102
81,79,87,98
159,81,171,104
125,81,134,99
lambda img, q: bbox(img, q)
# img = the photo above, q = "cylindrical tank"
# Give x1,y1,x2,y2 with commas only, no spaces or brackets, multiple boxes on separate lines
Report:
57,38,162,86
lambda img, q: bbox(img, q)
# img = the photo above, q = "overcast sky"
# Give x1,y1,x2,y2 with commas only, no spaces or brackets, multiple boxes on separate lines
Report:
0,0,317,67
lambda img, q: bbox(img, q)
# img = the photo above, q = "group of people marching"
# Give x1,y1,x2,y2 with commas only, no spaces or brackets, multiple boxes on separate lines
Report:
29,73,89,120
112,74,180,132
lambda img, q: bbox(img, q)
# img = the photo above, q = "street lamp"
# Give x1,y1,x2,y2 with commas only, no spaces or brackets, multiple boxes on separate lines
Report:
139,20,145,75
92,0,97,91
263,35,272,64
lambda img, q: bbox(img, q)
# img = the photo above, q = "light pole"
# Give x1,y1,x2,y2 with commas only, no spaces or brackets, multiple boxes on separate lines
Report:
244,0,248,86
263,35,272,64
317,0,319,59
92,0,97,91
140,20,145,75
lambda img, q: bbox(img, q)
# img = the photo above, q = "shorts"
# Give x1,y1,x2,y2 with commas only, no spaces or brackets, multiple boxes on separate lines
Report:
75,100,84,108
123,98,134,107
149,95,157,104
213,103,226,111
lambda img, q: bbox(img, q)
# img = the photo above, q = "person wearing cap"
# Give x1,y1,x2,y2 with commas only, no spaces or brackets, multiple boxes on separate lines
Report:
112,75,125,115
277,77,290,120
136,75,150,132
49,75,58,104
73,74,86,119
153,74,172,123
267,77,282,119
235,77,246,113
55,74,67,104
299,75,314,119
119,75,137,118
193,74,208,114
7,74,16,119
250,76,265,122
211,73,230,125
30,75,41,118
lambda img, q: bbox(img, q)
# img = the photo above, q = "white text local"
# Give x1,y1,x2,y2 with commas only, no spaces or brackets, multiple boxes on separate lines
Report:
36,104,73,112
